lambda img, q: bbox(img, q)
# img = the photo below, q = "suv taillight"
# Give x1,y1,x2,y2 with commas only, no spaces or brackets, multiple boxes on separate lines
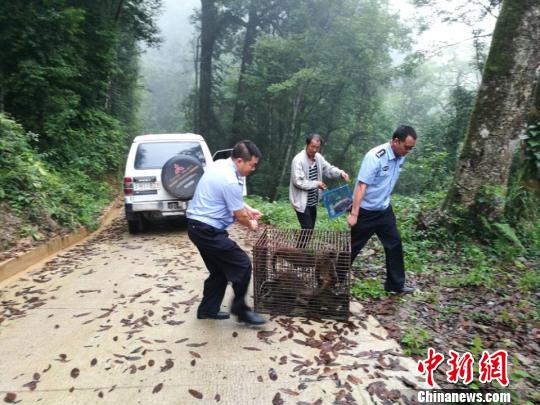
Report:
123,177,133,195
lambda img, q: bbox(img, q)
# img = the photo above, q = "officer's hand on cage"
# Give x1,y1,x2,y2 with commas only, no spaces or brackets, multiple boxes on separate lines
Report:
248,219,259,231
249,208,262,221
318,182,327,190
340,171,350,182
245,204,262,221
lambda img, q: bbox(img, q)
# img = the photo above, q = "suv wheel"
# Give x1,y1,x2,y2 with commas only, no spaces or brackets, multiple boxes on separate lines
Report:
161,154,204,200
127,215,145,234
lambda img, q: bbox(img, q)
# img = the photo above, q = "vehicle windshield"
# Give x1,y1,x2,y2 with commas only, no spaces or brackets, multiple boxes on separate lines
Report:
134,142,206,169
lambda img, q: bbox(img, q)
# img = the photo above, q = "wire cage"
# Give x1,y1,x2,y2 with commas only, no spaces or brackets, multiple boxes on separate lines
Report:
253,228,351,321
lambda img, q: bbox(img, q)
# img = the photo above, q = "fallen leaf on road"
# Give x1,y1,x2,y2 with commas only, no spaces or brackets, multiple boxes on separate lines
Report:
190,351,201,358
347,374,362,385
130,288,152,303
398,376,419,389
73,312,91,318
243,347,261,351
55,354,68,362
272,392,284,405
279,388,299,396
160,358,174,372
70,368,80,378
166,320,184,325
268,368,278,381
22,381,37,391
186,342,207,347
188,389,203,399
257,330,276,339
152,383,163,394
177,295,198,306
369,332,385,341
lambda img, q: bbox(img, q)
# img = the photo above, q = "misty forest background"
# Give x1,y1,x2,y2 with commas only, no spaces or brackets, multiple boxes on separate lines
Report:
0,0,539,400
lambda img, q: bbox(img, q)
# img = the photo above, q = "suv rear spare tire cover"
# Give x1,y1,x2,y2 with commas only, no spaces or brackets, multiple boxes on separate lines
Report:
161,154,204,200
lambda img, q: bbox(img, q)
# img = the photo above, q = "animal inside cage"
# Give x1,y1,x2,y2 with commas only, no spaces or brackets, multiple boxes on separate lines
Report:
253,228,351,321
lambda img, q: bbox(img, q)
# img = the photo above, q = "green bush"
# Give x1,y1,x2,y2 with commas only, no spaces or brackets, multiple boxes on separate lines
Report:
245,195,348,231
0,113,115,232
401,326,430,357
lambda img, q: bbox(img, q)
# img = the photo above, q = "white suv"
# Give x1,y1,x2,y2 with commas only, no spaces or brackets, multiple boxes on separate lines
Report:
123,133,213,234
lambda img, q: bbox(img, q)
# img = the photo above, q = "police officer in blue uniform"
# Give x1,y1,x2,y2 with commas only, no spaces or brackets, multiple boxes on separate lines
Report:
347,125,417,294
187,140,267,325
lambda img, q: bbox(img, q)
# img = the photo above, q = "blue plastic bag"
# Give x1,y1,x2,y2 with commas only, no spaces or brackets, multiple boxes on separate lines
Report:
321,184,353,219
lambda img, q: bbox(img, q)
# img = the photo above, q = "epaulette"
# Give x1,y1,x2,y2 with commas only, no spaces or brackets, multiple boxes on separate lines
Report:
376,149,386,158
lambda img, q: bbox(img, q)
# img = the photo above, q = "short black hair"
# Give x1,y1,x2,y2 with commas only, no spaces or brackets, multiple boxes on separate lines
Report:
232,140,262,161
305,133,323,146
392,125,417,142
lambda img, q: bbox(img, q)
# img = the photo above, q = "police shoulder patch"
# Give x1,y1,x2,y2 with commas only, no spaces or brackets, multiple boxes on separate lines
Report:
376,149,386,158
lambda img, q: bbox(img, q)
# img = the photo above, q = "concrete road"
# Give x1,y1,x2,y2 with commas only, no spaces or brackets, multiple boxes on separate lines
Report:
0,218,430,404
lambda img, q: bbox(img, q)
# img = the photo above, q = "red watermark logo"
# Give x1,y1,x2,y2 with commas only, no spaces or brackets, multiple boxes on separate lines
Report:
417,349,509,388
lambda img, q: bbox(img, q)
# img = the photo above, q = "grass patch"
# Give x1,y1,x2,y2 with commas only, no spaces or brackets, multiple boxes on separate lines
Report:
351,278,387,299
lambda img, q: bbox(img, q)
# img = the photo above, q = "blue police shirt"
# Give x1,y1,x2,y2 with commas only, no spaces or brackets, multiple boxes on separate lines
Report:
356,142,405,211
186,158,245,229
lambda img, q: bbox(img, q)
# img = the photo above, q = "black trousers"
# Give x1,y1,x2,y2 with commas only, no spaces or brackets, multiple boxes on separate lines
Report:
295,205,317,248
187,219,251,316
350,206,405,291
295,204,318,229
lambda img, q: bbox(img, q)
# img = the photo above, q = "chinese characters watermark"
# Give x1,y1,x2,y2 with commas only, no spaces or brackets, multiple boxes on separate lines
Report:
417,349,509,388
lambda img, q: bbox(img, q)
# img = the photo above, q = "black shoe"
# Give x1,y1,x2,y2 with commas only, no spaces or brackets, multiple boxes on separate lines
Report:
197,311,230,320
236,310,267,325
385,286,415,294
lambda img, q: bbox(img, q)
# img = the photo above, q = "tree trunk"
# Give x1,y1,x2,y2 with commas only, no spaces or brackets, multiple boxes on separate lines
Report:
193,36,200,133
113,0,125,23
523,72,540,186
230,4,259,144
336,131,365,165
273,87,304,201
199,0,218,139
444,0,540,218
